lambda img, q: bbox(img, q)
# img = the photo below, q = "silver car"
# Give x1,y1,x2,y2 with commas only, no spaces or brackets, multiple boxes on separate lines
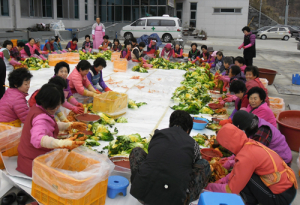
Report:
257,27,291,41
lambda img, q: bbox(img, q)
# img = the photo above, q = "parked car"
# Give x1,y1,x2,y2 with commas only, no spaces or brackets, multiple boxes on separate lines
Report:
120,16,182,42
257,27,291,40
275,25,300,37
252,26,272,35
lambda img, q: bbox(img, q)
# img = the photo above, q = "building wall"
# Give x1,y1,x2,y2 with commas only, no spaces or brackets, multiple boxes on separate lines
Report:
178,0,249,38
0,0,96,30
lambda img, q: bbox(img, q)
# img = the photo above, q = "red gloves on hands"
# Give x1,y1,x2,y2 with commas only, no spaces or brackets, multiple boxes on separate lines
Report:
104,87,112,92
77,103,84,108
219,118,232,126
95,90,102,94
71,106,84,114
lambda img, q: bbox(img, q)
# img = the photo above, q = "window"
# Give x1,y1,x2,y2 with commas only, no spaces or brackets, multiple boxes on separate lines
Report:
42,0,52,17
85,0,88,20
279,28,286,32
56,0,78,19
161,20,175,26
57,0,63,18
157,6,165,16
0,0,9,16
190,2,197,27
149,7,157,16
94,0,97,20
124,6,131,21
147,19,159,26
124,0,131,5
136,19,146,26
99,5,107,21
150,0,157,4
176,3,182,19
214,8,242,14
115,6,122,21
107,5,114,22
158,0,166,5
268,28,278,32
74,0,79,19
115,0,122,5
132,6,139,20
177,19,182,27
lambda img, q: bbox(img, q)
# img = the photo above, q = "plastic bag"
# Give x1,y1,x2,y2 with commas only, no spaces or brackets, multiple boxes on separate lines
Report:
269,97,285,118
32,147,115,199
50,20,65,31
259,78,268,88
0,125,22,152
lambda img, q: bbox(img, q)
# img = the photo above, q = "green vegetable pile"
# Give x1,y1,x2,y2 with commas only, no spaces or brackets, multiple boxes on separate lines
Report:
79,50,112,61
128,99,147,109
20,58,50,70
171,67,215,114
104,133,150,157
132,65,148,73
192,134,208,146
91,123,118,141
116,117,128,123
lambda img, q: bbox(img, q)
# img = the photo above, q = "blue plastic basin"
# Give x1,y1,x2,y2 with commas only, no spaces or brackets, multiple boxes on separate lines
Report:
193,117,209,130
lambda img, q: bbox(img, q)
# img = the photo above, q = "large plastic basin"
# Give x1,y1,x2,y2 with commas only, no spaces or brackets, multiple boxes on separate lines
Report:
277,110,300,152
258,68,277,85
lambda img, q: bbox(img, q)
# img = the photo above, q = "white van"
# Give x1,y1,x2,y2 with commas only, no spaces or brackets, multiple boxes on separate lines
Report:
120,16,182,42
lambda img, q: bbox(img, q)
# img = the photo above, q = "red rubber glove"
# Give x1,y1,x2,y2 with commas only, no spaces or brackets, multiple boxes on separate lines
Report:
77,103,84,108
95,90,102,94
71,106,84,114
104,87,112,92
219,118,232,126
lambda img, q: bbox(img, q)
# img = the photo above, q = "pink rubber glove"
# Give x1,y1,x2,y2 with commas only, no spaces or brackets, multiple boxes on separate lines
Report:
9,59,22,66
71,106,84,114
219,154,235,165
218,76,226,81
205,183,227,193
215,173,231,184
0,52,3,58
69,97,80,106
240,107,247,111
92,35,95,40
82,49,86,53
88,48,92,53
102,32,105,36
219,100,225,105
192,59,197,64
63,101,75,111
224,96,234,102
238,43,244,50
222,160,235,170
243,44,252,49
40,55,47,61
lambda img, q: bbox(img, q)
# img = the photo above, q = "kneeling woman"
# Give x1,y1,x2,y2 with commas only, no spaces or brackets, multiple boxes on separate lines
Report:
87,57,112,92
68,60,99,100
17,83,85,177
206,124,297,205
0,68,32,127
20,38,46,60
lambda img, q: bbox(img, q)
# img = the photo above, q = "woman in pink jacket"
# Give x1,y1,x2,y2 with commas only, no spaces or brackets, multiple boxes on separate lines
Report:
17,83,85,177
246,87,277,127
20,38,46,60
67,60,99,99
161,44,174,60
0,68,33,127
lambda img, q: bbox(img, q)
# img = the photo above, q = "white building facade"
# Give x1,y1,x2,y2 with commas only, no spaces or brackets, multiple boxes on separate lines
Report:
176,0,250,38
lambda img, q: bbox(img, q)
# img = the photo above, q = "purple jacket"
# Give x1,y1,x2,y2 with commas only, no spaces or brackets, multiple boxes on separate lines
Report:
86,66,107,90
251,118,292,164
230,72,246,84
0,88,29,123
65,78,73,100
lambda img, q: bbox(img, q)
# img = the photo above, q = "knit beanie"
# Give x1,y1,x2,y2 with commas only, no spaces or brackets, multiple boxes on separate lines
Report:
232,110,255,130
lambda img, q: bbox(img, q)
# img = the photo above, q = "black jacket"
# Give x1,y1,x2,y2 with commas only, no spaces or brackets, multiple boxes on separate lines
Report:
130,127,195,205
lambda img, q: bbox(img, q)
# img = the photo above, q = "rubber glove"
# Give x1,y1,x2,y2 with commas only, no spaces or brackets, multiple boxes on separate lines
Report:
218,76,226,81
82,49,86,53
0,52,3,58
40,55,47,61
205,183,227,193
104,87,112,92
95,90,102,94
215,173,231,184
222,160,235,170
92,35,95,40
219,118,232,126
9,59,22,66
69,97,80,107
40,135,85,150
77,103,84,108
238,43,244,50
244,44,252,49
71,106,84,114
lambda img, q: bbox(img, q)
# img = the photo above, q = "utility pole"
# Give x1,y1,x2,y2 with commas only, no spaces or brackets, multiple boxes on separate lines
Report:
285,0,289,25
258,0,262,28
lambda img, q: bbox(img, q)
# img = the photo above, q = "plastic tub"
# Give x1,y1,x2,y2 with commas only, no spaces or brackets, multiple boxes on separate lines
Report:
277,110,300,152
110,157,131,181
259,78,269,88
200,148,223,161
208,103,224,110
258,68,277,85
193,117,209,130
11,39,18,47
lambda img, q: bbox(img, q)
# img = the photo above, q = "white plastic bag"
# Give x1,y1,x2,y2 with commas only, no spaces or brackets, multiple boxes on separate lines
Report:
32,147,115,199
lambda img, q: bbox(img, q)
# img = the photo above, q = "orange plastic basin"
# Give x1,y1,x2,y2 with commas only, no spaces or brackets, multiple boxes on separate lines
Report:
277,110,300,151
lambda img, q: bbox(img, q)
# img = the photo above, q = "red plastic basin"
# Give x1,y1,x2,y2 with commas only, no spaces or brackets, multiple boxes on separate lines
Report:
208,103,224,110
277,110,300,152
200,148,223,161
258,68,277,85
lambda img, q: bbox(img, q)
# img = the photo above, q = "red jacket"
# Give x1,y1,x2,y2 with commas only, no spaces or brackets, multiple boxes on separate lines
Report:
217,124,297,194
17,104,58,177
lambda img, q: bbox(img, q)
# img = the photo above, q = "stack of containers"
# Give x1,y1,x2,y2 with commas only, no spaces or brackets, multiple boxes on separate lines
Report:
31,148,114,205
111,52,121,62
113,58,128,72
0,125,22,169
269,97,285,117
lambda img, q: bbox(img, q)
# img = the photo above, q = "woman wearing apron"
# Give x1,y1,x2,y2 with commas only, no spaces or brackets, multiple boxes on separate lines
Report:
92,18,105,49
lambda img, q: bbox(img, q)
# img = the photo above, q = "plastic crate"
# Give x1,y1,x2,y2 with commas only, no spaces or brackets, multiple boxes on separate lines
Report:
259,78,269,88
32,149,109,205
64,53,80,64
269,97,285,118
11,39,18,47
92,91,128,118
183,53,188,57
0,143,19,169
113,59,128,72
48,54,65,66
111,52,121,62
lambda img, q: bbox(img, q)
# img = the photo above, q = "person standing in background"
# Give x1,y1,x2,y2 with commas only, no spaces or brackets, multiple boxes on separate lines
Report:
238,26,256,66
92,18,105,49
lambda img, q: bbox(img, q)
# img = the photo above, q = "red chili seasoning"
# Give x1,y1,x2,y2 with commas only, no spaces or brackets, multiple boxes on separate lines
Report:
76,114,100,122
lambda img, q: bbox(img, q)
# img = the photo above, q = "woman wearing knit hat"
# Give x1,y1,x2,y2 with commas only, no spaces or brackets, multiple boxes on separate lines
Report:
232,110,292,165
